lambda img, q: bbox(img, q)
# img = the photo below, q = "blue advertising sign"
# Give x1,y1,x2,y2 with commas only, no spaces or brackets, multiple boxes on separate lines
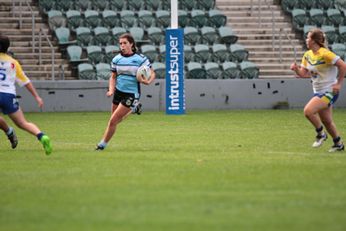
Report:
165,28,185,114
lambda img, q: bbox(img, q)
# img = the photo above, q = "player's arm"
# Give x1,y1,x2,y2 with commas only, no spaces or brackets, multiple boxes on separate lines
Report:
107,72,116,97
290,63,311,78
140,67,156,85
332,59,346,94
25,82,43,108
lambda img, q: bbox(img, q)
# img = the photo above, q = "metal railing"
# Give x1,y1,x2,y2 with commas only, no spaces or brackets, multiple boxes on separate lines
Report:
279,28,297,64
39,28,55,81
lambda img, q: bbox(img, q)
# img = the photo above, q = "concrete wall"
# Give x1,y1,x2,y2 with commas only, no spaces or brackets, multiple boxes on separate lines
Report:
15,79,346,112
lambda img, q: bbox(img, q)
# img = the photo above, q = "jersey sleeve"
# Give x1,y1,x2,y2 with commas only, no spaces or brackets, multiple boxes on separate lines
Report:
323,49,339,65
14,59,30,87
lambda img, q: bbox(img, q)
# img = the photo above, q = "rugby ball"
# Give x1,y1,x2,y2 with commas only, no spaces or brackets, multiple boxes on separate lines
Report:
136,65,151,81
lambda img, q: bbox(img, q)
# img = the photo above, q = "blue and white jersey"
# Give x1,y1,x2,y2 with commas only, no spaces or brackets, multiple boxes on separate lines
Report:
111,53,151,96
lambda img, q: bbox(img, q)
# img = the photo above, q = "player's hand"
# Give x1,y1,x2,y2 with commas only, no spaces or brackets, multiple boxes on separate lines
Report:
332,83,341,94
290,62,299,71
36,96,44,108
106,91,114,97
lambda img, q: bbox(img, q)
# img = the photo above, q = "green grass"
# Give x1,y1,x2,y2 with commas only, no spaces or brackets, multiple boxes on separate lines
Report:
1,110,346,231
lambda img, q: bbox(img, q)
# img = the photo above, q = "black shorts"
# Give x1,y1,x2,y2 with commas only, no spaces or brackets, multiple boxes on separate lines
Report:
112,89,136,108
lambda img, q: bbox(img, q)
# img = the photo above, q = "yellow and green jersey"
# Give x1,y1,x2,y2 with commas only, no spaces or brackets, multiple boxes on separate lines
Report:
301,47,340,94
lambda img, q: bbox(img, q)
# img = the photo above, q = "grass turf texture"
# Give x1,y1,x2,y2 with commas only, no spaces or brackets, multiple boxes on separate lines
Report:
1,110,346,231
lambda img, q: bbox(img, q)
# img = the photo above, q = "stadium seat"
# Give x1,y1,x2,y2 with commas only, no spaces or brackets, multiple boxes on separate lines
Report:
158,45,166,62
91,0,108,11
102,10,120,29
141,44,159,63
201,26,219,45
322,25,338,44
179,0,195,11
240,61,259,79
205,62,223,79
86,45,104,64
211,44,229,63
76,27,93,47
66,10,83,32
104,45,120,63
38,0,55,14
146,0,161,10
55,0,72,12
187,62,207,79
331,43,346,57
338,25,346,43
281,0,297,13
326,8,343,26
184,45,194,63
129,27,149,45
127,0,143,11
138,10,156,28
75,0,91,11
292,9,307,31
309,8,325,27
54,27,77,50
120,10,136,28
178,10,190,28
109,0,125,11
93,26,112,46
296,0,315,10
78,63,97,80
208,9,227,28
95,63,111,80
156,10,170,28
111,27,127,43
184,26,201,45
198,0,215,10
315,0,334,10
151,62,166,79
303,25,317,39
194,44,211,63
218,26,238,45
230,44,249,62
47,10,66,30
190,9,208,28
335,0,346,11
160,0,170,10
67,45,89,67
222,61,241,79
84,10,102,28
147,27,165,45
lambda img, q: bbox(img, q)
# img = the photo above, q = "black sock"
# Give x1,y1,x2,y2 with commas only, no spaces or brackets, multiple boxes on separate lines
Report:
333,136,341,144
316,126,323,134
36,132,44,141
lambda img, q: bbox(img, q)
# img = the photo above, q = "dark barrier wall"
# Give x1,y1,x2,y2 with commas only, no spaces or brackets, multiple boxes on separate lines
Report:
15,79,346,112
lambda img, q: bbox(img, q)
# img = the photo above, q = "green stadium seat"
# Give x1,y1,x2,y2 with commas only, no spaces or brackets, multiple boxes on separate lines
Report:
141,44,159,63
178,10,190,28
54,27,77,50
211,44,229,63
67,45,89,67
102,10,120,29
184,45,194,63
47,10,66,30
326,8,343,26
187,62,207,79
147,27,165,45
156,10,170,28
208,9,227,28
129,27,149,45
194,44,211,63
84,10,102,28
201,26,219,45
296,0,315,10
230,44,249,62
292,9,307,31
160,0,170,10
338,25,346,43
93,26,112,46
38,0,55,14
281,0,297,13
222,61,240,79
190,9,208,28
55,0,71,12
86,45,104,64
78,63,97,80
138,10,156,28
66,10,83,31
184,26,201,45
218,26,238,45
146,0,161,10
120,10,136,28
198,0,215,10
316,0,334,10
91,0,108,11
205,62,223,79
179,0,195,11
109,0,125,11
239,61,259,79
309,8,325,27
75,0,91,11
322,25,338,44
158,45,166,62
335,0,346,11
104,45,120,63
96,63,111,80
111,27,127,43
331,43,346,57
127,0,143,11
76,27,93,47
151,62,165,79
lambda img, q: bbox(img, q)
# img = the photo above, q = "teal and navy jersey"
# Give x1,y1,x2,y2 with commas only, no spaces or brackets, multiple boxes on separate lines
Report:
111,53,151,97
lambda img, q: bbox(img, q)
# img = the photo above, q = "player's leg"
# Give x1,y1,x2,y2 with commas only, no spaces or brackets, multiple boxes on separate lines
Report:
8,109,52,155
0,116,18,149
304,96,329,147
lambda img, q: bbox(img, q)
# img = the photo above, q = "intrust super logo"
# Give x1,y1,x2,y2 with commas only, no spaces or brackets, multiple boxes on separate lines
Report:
165,29,185,114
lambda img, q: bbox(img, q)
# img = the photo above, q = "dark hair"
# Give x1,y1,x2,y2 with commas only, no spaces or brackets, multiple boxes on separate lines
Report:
0,35,10,53
309,28,327,48
119,33,137,53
